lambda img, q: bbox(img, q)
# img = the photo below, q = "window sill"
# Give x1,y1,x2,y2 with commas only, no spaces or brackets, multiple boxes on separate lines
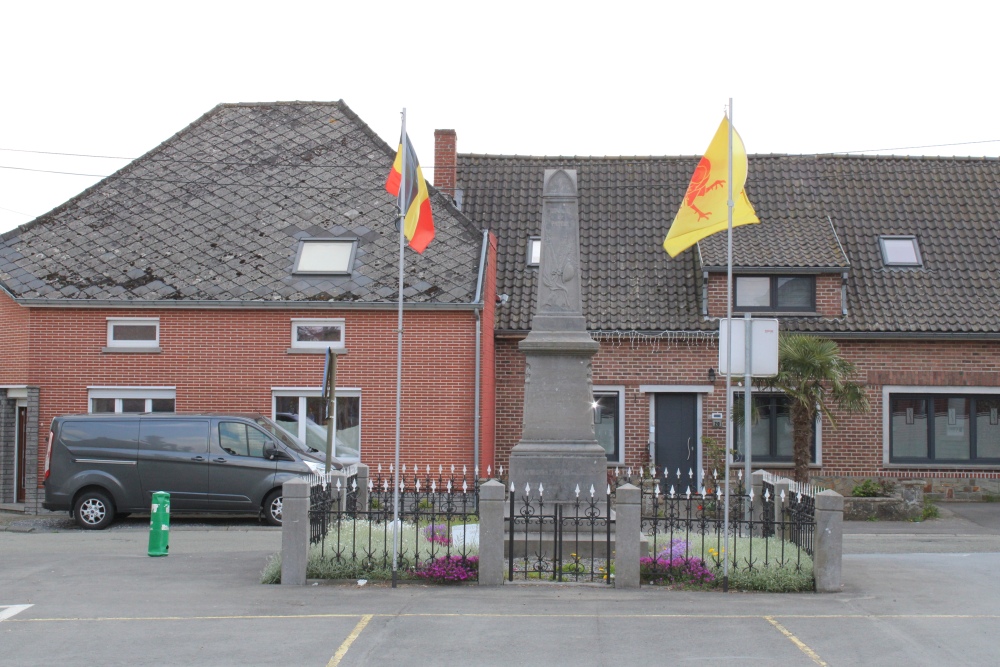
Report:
286,348,348,355
733,311,820,317
734,462,822,468
102,346,161,354
885,462,1000,469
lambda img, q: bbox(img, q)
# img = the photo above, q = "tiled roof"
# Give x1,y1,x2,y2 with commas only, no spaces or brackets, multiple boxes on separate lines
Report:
458,153,1000,335
698,217,849,270
0,102,484,305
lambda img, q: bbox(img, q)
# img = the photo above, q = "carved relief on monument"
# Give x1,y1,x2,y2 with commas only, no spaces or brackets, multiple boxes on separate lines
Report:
541,249,575,311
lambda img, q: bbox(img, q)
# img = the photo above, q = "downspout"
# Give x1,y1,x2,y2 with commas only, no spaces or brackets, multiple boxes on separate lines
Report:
471,229,490,476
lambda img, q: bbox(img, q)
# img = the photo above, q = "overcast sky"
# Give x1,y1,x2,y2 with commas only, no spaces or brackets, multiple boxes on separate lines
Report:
1,1,996,234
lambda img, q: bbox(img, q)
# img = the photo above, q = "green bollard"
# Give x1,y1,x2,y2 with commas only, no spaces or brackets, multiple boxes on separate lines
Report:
148,491,170,557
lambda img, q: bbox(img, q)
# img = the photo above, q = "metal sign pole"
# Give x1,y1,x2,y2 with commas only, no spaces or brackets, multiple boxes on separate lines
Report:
722,97,734,593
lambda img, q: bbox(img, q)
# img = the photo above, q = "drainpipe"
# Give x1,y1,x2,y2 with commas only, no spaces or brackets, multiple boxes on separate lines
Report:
471,229,489,475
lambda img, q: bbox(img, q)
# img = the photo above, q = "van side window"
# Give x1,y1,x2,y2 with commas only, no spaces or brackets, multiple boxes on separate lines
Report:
139,420,209,453
219,422,269,458
61,420,139,447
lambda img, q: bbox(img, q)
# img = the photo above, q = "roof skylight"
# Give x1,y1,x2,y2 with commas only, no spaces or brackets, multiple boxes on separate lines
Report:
294,239,357,274
879,236,922,267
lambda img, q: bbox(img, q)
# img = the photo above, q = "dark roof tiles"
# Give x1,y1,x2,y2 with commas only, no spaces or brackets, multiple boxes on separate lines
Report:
459,153,1000,335
0,102,483,305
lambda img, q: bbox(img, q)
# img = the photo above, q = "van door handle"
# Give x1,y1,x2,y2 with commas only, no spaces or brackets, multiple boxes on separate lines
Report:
213,457,227,463
191,455,206,462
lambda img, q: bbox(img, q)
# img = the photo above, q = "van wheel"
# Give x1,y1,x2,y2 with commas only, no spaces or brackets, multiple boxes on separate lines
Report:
263,490,282,526
74,490,115,530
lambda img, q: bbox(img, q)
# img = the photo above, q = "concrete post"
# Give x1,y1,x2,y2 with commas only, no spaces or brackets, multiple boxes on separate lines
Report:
355,463,370,511
478,480,506,586
614,483,641,589
329,470,348,511
814,490,844,593
751,470,765,535
774,479,791,541
281,478,310,585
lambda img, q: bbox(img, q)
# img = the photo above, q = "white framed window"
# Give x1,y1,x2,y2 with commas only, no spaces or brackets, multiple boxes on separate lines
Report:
271,387,361,463
883,385,1000,465
593,386,625,464
527,237,541,266
294,239,357,274
729,387,822,466
88,387,176,414
290,319,345,350
106,318,159,350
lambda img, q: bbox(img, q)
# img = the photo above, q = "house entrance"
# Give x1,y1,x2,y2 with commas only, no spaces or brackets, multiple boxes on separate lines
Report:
654,394,699,490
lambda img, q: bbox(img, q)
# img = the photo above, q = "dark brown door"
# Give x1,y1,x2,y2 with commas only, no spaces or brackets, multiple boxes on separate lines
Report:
16,406,27,503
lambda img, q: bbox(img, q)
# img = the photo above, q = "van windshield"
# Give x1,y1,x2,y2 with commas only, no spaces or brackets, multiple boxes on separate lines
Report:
254,416,318,455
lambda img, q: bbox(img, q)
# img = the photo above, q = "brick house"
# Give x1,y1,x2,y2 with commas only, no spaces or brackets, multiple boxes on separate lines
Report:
0,102,496,513
442,135,1000,499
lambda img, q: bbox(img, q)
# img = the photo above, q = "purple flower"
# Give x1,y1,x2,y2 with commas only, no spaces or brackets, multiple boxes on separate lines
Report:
422,524,451,545
411,556,479,583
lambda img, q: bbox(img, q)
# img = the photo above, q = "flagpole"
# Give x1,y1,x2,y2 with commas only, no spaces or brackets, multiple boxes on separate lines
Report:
391,108,406,588
723,97,734,593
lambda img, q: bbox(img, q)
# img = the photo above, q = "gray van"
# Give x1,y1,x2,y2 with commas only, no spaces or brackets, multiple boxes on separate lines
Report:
42,413,342,529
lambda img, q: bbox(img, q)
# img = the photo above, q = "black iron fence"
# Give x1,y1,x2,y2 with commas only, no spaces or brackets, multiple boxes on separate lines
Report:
308,466,480,580
507,485,614,584
612,467,816,587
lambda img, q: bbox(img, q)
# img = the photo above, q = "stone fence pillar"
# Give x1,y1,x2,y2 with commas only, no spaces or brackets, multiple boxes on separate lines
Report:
354,463,370,510
614,483,640,589
751,470,765,535
281,478,310,585
814,490,844,593
774,479,790,540
478,480,506,586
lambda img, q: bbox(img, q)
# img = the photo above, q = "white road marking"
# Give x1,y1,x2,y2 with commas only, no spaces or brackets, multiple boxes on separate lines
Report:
0,605,34,622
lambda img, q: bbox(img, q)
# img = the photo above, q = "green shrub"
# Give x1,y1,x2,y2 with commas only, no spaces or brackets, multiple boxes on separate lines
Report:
852,478,896,497
921,498,940,520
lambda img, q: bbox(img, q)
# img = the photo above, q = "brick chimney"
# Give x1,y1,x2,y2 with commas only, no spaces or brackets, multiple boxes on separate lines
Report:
434,129,457,199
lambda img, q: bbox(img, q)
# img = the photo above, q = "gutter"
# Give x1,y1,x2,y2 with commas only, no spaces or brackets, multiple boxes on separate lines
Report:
11,298,483,310
470,230,490,476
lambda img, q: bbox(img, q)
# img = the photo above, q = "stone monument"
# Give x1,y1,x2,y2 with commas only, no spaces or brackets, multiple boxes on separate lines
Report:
508,169,607,502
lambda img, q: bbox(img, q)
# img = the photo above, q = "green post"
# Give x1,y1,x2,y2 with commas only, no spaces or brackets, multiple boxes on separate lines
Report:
148,491,170,557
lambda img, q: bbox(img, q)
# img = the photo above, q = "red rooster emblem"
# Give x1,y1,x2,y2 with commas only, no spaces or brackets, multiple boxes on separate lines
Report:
683,157,725,221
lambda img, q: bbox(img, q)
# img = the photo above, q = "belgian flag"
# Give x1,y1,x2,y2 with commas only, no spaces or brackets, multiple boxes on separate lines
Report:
386,133,435,254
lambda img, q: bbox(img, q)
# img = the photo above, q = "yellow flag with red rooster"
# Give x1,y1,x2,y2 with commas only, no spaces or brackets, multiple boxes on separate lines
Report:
663,116,759,257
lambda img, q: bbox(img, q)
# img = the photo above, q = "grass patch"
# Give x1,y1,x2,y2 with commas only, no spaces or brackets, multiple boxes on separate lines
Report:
261,519,479,584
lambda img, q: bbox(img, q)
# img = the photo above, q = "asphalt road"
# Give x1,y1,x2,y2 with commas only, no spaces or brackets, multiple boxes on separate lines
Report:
2,504,999,666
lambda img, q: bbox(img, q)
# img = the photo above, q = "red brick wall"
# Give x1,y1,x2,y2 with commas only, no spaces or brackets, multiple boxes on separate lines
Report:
433,129,457,198
0,290,29,384
707,273,842,317
25,306,484,485
494,334,1000,483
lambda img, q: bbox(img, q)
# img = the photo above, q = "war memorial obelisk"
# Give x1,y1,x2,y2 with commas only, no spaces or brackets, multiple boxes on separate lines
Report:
508,169,607,501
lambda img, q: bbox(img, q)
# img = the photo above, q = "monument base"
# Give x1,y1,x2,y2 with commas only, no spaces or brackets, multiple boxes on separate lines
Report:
508,441,608,503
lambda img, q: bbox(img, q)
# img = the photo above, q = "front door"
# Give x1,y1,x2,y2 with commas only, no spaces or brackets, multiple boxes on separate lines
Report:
654,394,699,492
15,406,27,503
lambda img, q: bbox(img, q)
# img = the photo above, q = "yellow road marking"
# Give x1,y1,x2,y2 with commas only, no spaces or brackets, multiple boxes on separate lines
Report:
11,612,1000,623
327,615,372,667
765,616,827,666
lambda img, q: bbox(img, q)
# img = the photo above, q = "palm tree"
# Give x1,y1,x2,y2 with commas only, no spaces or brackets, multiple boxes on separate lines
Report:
759,334,870,483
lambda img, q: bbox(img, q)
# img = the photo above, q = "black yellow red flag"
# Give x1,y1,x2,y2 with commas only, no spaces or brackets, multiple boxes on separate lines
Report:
386,134,435,253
